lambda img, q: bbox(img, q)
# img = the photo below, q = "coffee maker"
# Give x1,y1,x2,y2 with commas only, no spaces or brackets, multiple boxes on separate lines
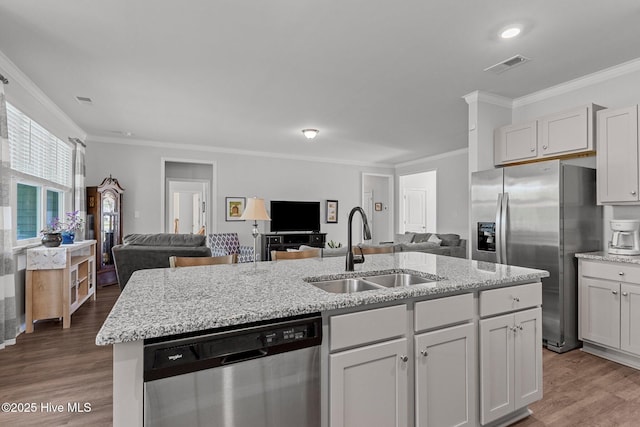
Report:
609,220,640,255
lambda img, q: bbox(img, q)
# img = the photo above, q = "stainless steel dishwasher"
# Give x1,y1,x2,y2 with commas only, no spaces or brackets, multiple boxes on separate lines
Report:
143,314,322,427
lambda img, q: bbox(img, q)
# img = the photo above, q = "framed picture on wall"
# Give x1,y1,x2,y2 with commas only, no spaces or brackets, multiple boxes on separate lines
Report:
326,200,338,223
225,197,246,221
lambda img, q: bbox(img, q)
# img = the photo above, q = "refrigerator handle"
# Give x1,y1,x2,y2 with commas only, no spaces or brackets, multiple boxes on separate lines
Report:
501,192,509,264
495,193,503,264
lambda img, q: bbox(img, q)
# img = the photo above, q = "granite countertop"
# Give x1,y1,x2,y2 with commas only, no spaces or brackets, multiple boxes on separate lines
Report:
576,251,640,265
96,252,549,345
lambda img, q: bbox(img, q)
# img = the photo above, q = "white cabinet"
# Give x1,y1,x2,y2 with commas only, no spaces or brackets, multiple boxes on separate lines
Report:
494,121,537,165
579,277,620,348
621,283,640,355
329,305,408,427
596,105,639,204
415,323,475,427
579,259,640,366
479,283,543,425
495,104,603,166
330,338,409,427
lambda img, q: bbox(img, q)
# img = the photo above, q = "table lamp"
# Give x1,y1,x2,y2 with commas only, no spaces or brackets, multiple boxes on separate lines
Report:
240,197,271,266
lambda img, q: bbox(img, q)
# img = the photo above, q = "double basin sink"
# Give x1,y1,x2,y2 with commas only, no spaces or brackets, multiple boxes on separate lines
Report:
307,272,436,294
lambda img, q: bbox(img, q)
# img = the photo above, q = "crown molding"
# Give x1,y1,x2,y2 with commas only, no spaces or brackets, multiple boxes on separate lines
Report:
514,57,640,108
395,147,469,169
462,90,513,108
88,134,395,169
0,49,87,139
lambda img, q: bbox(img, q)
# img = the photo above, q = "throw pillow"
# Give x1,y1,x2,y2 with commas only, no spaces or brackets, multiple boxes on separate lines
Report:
394,233,414,244
412,233,431,243
427,234,442,245
437,233,461,247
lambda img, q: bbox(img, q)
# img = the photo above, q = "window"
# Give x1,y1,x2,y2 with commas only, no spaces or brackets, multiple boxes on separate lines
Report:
7,103,71,245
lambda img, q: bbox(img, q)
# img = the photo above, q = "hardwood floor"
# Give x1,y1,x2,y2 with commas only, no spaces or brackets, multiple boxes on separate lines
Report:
0,285,119,427
2,286,640,427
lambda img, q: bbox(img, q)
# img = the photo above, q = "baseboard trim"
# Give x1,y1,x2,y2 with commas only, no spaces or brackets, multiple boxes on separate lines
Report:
582,342,640,370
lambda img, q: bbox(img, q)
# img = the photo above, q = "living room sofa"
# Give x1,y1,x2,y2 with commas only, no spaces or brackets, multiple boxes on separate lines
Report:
299,232,467,259
112,233,211,290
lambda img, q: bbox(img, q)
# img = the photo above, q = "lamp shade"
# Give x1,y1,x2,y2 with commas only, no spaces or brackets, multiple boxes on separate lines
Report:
240,197,271,221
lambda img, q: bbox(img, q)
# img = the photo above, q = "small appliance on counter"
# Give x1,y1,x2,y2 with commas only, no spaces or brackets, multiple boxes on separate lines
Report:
609,219,640,255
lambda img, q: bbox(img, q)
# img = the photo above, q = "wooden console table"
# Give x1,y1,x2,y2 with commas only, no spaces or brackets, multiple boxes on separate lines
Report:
26,240,97,332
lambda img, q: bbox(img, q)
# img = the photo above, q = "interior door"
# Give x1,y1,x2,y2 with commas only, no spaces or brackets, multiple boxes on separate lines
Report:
403,189,426,233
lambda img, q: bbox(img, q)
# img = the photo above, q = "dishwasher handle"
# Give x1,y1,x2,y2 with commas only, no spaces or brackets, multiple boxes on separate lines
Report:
221,348,268,365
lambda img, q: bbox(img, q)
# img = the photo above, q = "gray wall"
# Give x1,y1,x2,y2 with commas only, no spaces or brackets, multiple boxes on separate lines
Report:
85,140,393,246
395,150,469,239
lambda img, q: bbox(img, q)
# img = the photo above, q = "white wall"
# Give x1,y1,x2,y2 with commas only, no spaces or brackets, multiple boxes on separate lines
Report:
85,140,393,247
395,149,469,239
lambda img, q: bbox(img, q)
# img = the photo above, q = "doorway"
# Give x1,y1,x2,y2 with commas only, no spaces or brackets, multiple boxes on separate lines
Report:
399,171,436,234
161,159,216,234
167,179,209,234
361,173,394,243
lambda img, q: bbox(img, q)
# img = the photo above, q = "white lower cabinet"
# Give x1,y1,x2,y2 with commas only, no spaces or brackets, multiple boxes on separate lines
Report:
579,259,640,362
330,338,408,427
479,307,542,425
415,322,475,427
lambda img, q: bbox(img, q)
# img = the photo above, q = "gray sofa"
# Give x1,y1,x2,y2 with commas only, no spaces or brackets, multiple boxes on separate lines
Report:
112,233,211,290
300,232,467,259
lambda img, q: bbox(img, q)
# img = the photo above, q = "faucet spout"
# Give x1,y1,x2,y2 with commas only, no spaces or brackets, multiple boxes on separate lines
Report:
346,206,372,271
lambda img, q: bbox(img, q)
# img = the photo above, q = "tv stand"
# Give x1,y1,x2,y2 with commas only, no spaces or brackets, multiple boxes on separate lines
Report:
260,232,326,261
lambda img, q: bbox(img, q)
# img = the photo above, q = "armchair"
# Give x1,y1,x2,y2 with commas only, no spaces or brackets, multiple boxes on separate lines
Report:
207,233,255,263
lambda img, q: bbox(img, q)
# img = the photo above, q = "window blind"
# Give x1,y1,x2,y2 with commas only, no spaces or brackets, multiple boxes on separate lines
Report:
6,103,73,188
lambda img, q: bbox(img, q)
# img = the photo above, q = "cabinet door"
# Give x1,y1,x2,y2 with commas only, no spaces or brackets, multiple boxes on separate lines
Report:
330,338,408,427
580,277,620,348
597,105,639,203
479,313,514,425
69,265,79,312
621,283,640,355
415,323,475,427
513,308,543,409
539,106,589,156
494,122,537,165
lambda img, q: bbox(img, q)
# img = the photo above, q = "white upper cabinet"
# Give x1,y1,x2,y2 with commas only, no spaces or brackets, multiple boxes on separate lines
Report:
494,121,537,165
597,105,639,204
495,103,604,166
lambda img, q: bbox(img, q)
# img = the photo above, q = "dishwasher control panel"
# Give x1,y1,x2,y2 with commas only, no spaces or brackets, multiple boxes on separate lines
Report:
143,314,322,381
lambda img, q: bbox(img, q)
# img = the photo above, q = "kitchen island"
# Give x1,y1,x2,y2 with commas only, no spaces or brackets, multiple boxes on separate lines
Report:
97,252,548,426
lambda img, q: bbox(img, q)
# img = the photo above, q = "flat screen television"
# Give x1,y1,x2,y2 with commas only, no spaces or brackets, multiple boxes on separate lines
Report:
270,200,321,233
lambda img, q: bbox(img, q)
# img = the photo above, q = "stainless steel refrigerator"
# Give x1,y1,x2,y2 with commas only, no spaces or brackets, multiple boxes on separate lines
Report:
471,159,602,353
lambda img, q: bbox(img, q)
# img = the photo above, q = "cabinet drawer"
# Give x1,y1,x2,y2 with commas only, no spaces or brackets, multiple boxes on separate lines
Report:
414,293,473,332
479,283,541,317
580,259,640,283
330,305,406,351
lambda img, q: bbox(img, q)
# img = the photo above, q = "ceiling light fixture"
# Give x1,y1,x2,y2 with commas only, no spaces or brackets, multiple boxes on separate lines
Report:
500,26,521,39
302,129,319,139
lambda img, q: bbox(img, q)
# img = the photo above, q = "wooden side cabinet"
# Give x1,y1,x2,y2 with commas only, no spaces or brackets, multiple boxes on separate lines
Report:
25,240,96,332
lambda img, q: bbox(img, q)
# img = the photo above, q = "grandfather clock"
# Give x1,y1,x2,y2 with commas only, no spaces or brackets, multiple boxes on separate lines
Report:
87,176,124,286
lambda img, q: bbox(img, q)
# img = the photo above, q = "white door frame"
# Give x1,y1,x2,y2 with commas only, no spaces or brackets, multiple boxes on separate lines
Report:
398,171,437,234
166,178,209,233
161,158,217,234
361,173,394,242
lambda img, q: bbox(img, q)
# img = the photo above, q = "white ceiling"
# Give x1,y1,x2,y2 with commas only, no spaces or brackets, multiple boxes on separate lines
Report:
1,1,639,165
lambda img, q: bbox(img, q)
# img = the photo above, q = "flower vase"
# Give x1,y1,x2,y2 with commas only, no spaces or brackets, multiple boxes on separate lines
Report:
61,231,75,245
42,233,62,248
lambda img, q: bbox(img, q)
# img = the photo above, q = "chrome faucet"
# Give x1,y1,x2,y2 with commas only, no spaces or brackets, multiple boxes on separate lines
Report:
346,207,372,271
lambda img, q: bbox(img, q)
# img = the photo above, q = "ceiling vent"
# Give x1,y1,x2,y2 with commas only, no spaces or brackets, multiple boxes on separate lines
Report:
75,96,93,106
484,55,530,74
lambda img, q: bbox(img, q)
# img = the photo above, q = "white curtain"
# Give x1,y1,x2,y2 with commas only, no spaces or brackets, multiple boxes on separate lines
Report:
0,78,17,349
72,138,86,240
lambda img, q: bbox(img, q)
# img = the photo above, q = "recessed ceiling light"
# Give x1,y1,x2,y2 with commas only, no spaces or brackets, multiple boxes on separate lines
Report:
302,129,319,139
500,26,521,39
